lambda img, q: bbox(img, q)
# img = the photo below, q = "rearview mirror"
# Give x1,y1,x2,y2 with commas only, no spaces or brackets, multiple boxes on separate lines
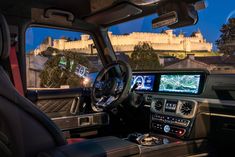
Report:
152,1,201,29
152,11,178,28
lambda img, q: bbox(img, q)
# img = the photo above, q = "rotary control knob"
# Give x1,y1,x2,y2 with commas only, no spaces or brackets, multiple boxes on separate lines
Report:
164,125,170,133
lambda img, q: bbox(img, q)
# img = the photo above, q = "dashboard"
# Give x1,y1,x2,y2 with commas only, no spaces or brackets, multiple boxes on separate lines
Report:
131,70,208,139
131,71,206,95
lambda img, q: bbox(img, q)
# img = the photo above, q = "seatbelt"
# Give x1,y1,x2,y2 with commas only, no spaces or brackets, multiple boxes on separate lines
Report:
9,46,24,96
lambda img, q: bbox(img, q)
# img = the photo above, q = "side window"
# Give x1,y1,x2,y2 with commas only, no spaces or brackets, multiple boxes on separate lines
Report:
26,27,102,89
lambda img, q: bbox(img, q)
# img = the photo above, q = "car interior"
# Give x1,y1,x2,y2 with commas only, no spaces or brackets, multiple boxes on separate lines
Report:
0,0,235,157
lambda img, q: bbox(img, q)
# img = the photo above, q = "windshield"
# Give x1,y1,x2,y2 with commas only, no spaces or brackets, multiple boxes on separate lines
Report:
109,0,235,73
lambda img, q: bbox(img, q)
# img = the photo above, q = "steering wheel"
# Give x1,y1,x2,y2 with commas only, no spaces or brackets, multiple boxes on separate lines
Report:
91,60,132,111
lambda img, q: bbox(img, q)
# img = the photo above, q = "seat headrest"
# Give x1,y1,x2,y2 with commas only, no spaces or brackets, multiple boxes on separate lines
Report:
0,14,10,60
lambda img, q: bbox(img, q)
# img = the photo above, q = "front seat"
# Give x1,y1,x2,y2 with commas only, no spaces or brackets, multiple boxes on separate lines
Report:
0,14,141,157
0,14,67,157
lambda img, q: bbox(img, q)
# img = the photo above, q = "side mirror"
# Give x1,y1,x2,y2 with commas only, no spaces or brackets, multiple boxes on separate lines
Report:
152,1,205,29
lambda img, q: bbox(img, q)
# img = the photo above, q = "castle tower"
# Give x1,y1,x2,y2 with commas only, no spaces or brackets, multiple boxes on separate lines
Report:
190,29,203,42
165,30,173,43
165,30,173,36
81,34,90,41
195,29,203,39
53,38,67,50
183,39,191,52
47,36,52,47
108,31,112,37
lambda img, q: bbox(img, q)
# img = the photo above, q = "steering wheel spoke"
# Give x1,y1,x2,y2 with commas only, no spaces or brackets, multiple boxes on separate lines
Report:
96,96,118,108
115,78,124,94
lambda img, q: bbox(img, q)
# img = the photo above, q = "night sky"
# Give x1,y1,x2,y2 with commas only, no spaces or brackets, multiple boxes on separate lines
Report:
26,0,235,52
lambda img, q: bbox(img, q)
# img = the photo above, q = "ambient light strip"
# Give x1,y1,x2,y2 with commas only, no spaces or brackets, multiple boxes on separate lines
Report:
187,153,209,157
150,95,235,107
202,112,235,119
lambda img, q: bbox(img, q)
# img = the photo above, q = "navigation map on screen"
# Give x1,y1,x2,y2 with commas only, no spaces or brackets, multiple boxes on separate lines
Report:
159,74,201,94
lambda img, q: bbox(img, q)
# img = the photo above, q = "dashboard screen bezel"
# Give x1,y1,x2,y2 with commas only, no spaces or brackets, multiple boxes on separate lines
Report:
155,72,206,95
132,70,207,95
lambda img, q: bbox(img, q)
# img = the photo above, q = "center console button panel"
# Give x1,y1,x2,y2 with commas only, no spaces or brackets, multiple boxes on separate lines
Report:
152,114,190,127
148,95,197,138
152,122,186,137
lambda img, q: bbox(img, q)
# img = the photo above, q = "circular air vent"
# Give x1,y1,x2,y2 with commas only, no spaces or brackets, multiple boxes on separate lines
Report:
180,102,193,115
154,100,163,111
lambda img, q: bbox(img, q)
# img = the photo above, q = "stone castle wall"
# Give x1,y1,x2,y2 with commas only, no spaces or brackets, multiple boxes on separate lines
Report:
31,30,212,55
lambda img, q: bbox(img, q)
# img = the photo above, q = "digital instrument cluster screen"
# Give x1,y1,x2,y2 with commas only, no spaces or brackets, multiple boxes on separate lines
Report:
131,75,155,91
159,74,201,94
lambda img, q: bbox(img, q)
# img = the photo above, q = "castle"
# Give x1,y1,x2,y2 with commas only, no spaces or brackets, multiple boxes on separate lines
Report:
31,30,213,58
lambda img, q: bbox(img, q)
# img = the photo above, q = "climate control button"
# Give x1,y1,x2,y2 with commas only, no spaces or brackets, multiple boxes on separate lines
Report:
152,122,186,137
152,114,190,127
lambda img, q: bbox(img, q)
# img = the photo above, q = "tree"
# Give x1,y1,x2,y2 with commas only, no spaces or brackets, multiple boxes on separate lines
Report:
40,47,59,57
40,49,96,88
130,42,161,70
216,18,235,55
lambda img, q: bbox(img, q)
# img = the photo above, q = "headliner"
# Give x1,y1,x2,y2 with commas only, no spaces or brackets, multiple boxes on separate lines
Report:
0,0,200,26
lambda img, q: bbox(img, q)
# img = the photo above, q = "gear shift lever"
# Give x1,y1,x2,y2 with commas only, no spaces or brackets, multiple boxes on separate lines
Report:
127,132,142,143
136,134,160,146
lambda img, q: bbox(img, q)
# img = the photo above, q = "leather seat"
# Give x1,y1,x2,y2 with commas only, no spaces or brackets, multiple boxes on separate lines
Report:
0,14,67,157
0,13,141,157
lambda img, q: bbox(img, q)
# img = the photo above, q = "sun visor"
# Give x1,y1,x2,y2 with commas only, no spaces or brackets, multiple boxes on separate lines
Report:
85,3,142,25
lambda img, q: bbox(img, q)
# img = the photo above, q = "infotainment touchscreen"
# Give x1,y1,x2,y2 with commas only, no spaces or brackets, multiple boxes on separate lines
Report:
159,74,201,94
131,74,155,91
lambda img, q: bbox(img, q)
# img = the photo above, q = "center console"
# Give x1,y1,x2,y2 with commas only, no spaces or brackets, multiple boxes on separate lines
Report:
125,132,208,157
124,95,206,156
147,95,197,138
126,94,198,146
122,71,208,156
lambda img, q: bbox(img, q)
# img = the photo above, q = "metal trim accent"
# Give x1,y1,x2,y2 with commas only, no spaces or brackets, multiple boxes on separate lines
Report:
150,96,197,119
201,112,235,119
52,112,109,130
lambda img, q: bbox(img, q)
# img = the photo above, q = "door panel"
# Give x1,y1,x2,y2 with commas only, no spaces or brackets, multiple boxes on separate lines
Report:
36,98,75,118
26,88,110,136
26,88,91,118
